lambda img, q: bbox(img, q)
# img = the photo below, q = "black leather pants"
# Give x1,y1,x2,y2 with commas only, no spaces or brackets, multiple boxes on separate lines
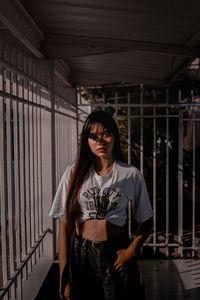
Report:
68,231,141,300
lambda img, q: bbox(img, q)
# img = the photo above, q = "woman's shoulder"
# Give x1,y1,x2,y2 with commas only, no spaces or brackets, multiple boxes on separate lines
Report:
116,160,140,173
65,161,76,171
115,160,142,179
60,161,76,181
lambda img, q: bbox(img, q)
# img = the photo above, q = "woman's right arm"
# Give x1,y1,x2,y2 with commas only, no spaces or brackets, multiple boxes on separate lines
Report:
58,220,71,300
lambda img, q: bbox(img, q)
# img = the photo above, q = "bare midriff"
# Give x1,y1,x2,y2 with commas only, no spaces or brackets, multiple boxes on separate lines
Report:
75,218,126,241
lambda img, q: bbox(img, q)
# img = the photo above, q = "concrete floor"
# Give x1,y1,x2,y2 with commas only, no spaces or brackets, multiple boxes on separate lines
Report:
35,259,200,300
138,259,200,300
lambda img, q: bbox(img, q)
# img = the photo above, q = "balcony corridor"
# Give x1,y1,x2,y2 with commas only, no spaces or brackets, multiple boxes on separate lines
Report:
1,1,200,299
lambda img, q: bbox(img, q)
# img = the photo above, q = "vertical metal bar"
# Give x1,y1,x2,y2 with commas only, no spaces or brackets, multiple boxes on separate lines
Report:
58,114,61,180
24,74,32,274
36,66,41,250
0,36,3,60
12,49,23,299
13,94,23,300
76,89,80,160
22,66,27,273
127,93,131,238
22,61,28,271
18,75,27,275
0,70,9,299
36,86,40,244
56,109,59,181
32,62,37,264
22,58,28,276
127,93,131,165
50,61,57,260
60,113,63,179
140,84,144,174
178,90,183,257
139,85,145,257
65,110,70,166
56,108,59,184
35,66,40,258
153,90,157,254
191,90,196,257
7,49,17,297
23,57,27,99
66,114,69,164
166,90,169,257
115,91,118,126
6,92,16,299
29,59,36,265
39,86,44,253
76,90,79,163
35,86,40,258
63,113,65,176
18,55,28,286
34,82,40,259
102,93,105,111
23,56,30,277
55,112,59,186
79,86,82,106
63,115,66,170
65,115,68,167
61,115,64,175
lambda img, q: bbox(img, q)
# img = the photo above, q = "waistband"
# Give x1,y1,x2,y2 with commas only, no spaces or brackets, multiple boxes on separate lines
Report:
73,231,130,249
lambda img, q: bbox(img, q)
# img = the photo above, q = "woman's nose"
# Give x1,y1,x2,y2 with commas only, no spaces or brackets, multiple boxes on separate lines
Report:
96,136,105,144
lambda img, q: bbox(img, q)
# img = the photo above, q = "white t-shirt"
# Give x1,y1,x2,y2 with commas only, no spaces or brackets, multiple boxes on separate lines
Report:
48,160,153,226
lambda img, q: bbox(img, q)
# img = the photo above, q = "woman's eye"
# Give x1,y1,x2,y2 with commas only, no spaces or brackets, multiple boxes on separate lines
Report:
88,132,112,139
104,132,111,137
89,134,97,140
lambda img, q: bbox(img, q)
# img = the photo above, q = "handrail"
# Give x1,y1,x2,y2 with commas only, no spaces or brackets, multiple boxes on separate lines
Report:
0,228,53,298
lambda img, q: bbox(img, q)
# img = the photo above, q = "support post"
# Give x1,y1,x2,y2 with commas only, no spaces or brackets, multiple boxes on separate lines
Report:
178,90,183,257
50,60,57,260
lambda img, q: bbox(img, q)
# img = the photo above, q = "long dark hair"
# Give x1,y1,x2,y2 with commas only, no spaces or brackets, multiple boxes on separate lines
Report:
65,110,124,224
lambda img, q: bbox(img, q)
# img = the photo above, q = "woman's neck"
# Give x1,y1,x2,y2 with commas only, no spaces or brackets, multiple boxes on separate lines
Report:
94,157,114,176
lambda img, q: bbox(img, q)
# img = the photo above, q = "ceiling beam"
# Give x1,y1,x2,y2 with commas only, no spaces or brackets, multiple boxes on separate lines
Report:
0,0,72,86
42,42,123,58
70,71,168,87
0,0,44,58
166,24,200,85
54,60,71,87
43,34,200,58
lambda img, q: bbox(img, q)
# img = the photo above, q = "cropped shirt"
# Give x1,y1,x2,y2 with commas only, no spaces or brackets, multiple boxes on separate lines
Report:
48,160,153,226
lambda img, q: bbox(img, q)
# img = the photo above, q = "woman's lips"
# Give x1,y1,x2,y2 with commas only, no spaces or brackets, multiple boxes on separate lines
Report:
97,147,106,152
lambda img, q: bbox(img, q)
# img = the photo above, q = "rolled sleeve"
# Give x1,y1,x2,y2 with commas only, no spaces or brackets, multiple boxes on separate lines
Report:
48,164,74,221
132,172,153,223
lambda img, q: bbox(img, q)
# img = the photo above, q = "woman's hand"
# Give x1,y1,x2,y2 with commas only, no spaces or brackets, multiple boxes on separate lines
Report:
107,217,153,276
59,282,71,300
107,247,135,276
115,248,135,272
59,263,71,299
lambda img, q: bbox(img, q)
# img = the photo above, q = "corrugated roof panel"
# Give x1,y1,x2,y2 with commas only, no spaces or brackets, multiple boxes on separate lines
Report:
21,0,200,43
68,52,186,78
18,0,200,87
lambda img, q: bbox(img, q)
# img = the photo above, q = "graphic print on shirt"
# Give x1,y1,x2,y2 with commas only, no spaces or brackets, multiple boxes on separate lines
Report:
82,187,121,219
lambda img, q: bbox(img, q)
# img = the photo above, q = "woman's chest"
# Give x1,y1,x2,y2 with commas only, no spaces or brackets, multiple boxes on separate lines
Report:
79,178,129,217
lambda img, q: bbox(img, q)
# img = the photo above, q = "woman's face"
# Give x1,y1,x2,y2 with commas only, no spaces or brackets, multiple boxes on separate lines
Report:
88,123,114,159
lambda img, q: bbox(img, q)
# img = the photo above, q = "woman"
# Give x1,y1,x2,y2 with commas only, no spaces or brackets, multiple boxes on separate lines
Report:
49,110,153,300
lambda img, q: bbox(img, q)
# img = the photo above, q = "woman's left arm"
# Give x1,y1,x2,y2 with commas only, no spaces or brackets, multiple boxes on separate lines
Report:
112,217,153,273
127,216,153,259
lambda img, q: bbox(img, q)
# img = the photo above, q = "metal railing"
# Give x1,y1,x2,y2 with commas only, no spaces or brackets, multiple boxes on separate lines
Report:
0,38,78,299
78,86,200,258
